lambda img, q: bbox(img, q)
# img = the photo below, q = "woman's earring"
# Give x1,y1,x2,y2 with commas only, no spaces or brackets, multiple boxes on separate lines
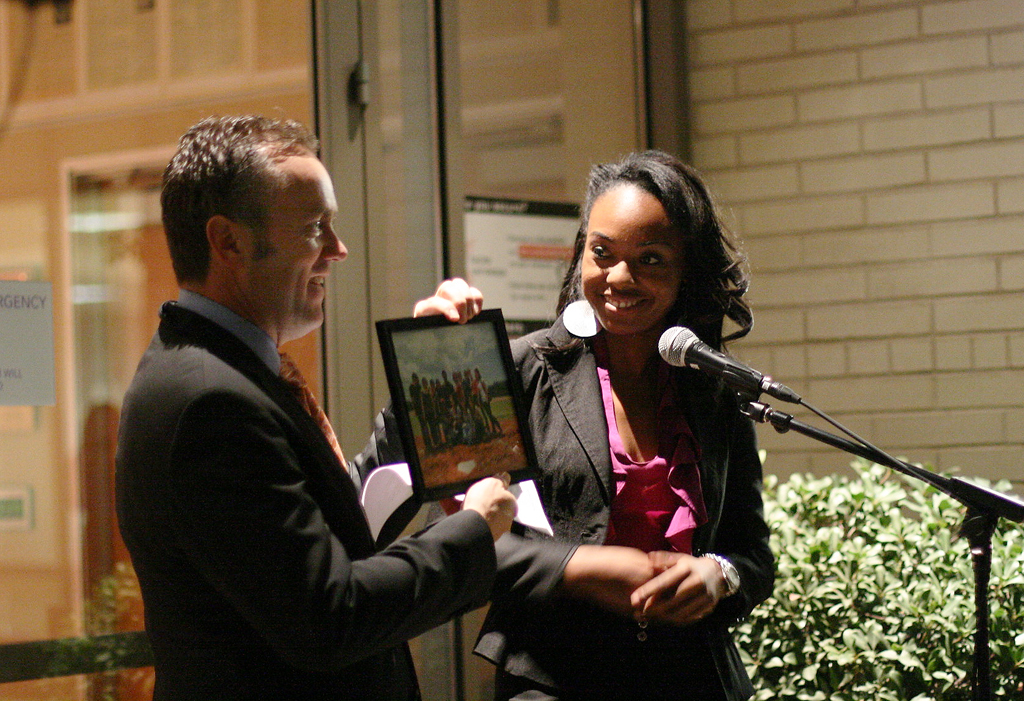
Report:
563,300,599,338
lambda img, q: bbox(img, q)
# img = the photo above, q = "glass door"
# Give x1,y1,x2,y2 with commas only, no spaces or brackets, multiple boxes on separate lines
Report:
315,2,647,699
438,3,647,697
0,0,315,696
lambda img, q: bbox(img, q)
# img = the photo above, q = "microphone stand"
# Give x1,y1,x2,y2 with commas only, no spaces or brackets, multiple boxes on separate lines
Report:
738,397,1024,701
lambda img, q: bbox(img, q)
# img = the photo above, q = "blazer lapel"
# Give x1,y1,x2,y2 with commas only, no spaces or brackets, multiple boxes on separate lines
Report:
543,321,614,505
676,369,728,554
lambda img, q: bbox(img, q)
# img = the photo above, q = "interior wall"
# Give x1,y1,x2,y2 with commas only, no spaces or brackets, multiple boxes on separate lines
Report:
685,0,1024,487
0,0,313,661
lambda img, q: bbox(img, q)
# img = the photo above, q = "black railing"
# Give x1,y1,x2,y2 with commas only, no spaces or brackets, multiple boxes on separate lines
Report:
0,632,152,683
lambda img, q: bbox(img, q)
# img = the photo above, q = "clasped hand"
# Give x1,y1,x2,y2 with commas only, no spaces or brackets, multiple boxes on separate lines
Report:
564,547,728,627
630,551,729,626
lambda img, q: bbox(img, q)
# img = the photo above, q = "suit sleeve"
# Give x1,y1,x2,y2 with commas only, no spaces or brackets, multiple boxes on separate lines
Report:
351,405,575,603
168,391,496,674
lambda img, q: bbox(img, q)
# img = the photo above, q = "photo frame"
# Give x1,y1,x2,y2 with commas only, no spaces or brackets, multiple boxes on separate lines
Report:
375,309,539,501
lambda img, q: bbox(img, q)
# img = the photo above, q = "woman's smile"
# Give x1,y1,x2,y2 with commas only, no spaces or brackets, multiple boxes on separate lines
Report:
581,184,684,339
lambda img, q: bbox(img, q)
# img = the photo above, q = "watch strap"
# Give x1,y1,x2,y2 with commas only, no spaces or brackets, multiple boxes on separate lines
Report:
705,554,740,597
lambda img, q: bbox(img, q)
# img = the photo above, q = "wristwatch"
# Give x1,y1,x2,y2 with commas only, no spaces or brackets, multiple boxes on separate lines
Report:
705,554,740,597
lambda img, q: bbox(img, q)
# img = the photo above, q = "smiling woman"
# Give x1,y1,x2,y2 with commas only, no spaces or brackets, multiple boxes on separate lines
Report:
474,151,773,701
581,184,685,353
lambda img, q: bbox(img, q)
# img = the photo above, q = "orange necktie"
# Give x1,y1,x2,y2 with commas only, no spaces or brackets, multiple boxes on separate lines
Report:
278,352,347,471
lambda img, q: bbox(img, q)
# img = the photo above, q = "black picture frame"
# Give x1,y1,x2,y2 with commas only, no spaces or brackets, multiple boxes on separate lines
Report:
375,309,540,501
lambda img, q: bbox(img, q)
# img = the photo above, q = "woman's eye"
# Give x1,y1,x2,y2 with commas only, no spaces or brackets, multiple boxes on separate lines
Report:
641,253,664,265
590,245,608,258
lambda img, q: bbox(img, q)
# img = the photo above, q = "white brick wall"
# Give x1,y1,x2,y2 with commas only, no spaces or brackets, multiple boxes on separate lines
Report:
921,0,1024,34
861,36,989,78
736,52,859,93
688,0,1024,486
795,9,919,51
863,108,991,150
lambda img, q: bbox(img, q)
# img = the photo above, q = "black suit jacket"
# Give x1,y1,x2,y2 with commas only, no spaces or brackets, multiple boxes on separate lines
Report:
475,317,775,700
115,303,498,700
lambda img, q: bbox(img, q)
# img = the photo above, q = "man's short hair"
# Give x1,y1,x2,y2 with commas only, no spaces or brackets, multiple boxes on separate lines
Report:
161,115,319,283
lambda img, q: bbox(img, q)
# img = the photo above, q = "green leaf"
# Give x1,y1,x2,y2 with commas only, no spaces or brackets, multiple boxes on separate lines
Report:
801,663,820,681
739,458,1023,700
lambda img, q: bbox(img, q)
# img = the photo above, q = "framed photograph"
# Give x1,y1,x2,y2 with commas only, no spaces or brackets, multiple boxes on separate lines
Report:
375,309,539,501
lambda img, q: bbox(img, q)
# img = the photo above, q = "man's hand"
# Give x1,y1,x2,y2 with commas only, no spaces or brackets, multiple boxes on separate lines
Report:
462,473,517,541
559,545,656,617
629,552,727,626
412,278,483,323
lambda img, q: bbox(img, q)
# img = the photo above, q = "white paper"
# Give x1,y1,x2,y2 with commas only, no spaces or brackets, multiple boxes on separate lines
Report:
359,462,553,540
360,463,415,541
507,480,553,535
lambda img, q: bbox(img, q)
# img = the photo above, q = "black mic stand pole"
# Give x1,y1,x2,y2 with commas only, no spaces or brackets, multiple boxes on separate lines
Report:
738,398,1024,701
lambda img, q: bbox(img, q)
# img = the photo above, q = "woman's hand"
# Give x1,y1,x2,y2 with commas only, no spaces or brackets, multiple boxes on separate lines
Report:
412,278,483,323
559,545,657,617
630,552,727,626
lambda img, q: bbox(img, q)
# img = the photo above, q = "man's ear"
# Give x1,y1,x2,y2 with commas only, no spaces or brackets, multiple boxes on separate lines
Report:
206,215,248,268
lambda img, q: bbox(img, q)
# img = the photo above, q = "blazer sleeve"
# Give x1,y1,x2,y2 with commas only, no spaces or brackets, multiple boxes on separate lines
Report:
167,390,496,674
707,398,775,625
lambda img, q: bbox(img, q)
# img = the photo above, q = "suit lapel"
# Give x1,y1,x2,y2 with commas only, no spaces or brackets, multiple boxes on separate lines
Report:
159,304,375,550
536,316,737,553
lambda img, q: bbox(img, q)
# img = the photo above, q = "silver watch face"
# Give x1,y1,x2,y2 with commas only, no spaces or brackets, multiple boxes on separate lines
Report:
710,555,739,594
725,567,739,593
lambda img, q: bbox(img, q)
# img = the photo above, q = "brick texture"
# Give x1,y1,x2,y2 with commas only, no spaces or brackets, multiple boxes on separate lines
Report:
689,0,1024,486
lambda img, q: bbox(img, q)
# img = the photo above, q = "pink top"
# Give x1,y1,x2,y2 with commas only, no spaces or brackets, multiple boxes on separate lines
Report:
595,339,707,554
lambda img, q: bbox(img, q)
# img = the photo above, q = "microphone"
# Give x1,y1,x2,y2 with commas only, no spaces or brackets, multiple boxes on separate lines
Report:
658,326,802,404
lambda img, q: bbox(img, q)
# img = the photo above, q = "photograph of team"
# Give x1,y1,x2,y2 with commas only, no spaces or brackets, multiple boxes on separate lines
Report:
390,318,530,491
408,368,503,455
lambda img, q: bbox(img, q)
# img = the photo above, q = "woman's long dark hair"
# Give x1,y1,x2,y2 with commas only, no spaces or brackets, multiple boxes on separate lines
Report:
555,150,752,351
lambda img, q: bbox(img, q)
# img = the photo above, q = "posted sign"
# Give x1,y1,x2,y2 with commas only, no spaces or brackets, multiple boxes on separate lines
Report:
464,197,579,330
0,281,56,406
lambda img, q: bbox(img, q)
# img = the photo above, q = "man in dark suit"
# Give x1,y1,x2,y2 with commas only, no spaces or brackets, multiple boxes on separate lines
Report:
114,115,527,700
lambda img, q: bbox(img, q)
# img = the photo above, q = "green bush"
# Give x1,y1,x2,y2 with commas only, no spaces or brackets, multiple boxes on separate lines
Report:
735,460,1024,701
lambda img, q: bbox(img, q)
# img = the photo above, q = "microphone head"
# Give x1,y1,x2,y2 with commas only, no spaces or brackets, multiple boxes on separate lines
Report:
658,326,698,364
